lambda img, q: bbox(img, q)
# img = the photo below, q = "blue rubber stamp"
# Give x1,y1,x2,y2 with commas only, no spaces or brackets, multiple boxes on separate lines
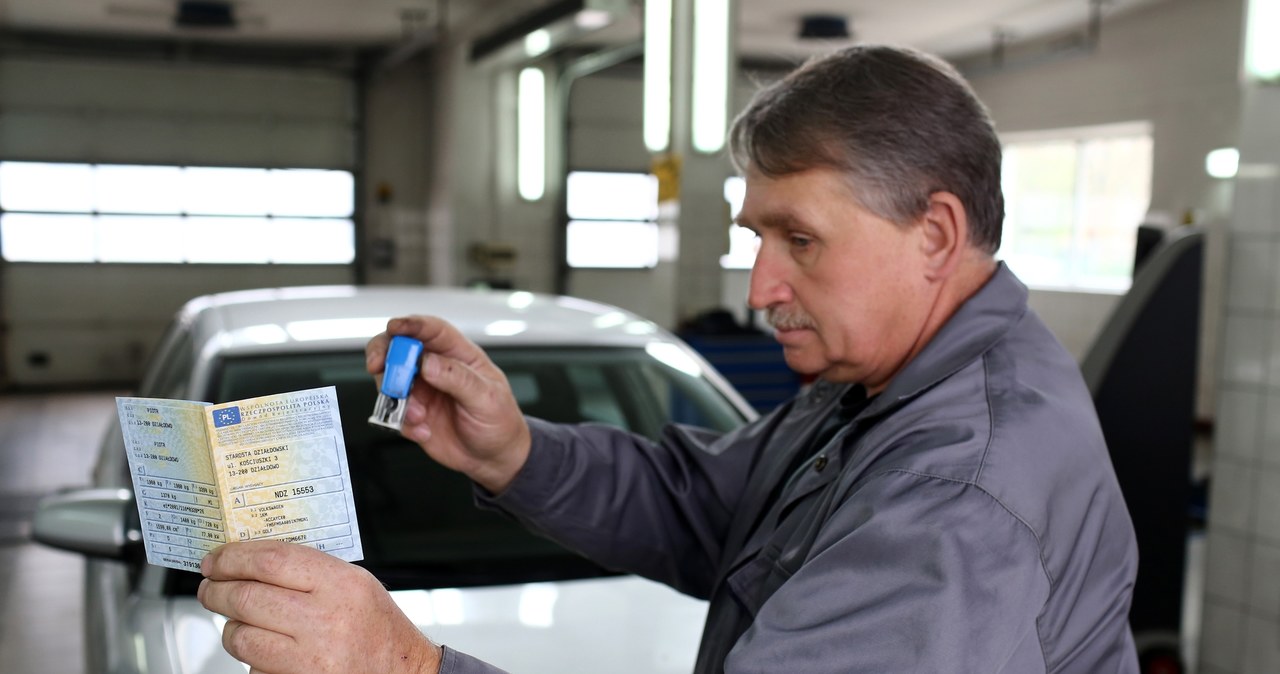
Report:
369,335,424,431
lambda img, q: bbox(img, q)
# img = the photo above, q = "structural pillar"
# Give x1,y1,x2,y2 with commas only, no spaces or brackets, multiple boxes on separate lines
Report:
648,0,736,328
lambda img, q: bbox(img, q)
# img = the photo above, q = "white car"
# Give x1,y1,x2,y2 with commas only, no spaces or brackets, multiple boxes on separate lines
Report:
34,285,756,674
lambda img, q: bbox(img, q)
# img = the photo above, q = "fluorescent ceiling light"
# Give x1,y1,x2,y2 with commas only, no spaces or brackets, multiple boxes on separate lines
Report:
518,67,547,201
575,9,611,29
524,29,552,57
692,0,730,153
644,0,673,153
1245,0,1280,81
1206,147,1239,179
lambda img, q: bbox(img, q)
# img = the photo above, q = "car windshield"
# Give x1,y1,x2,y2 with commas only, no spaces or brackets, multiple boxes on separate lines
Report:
166,346,746,595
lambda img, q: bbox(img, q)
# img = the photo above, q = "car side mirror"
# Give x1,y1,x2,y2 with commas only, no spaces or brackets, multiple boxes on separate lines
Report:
32,488,141,560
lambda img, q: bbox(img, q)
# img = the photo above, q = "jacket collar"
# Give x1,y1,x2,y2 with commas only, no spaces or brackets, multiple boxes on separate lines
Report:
859,262,1027,419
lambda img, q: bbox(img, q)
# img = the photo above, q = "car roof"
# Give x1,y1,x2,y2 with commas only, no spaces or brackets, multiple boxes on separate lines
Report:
178,285,675,357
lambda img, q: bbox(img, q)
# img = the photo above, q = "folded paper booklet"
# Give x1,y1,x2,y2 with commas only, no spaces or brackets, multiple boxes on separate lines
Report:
117,386,363,572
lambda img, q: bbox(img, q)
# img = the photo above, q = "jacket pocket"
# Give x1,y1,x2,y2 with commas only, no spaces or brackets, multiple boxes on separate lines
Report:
722,482,836,617
724,546,792,618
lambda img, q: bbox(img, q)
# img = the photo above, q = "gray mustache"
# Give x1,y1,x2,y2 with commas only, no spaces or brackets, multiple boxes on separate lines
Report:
765,307,815,331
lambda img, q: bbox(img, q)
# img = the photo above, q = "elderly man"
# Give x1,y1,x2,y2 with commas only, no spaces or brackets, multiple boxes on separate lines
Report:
197,45,1139,673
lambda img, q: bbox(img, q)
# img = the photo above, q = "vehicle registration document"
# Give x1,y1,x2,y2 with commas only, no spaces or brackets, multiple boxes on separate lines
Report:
117,386,364,572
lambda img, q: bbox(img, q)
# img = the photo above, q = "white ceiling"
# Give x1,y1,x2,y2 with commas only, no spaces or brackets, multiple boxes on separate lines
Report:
0,0,1170,62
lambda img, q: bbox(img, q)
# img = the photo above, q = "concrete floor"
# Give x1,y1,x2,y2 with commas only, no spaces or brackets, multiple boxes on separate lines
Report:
0,390,120,674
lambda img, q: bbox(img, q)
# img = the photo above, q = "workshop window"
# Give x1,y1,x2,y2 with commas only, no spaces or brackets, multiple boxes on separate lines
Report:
566,171,660,269
0,162,355,264
1000,122,1153,292
720,123,1153,291
719,176,755,270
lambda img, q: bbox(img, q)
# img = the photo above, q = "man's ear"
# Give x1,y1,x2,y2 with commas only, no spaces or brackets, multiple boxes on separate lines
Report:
919,191,970,280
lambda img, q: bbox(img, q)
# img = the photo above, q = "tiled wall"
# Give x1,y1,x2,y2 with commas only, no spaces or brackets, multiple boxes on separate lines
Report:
1200,82,1280,673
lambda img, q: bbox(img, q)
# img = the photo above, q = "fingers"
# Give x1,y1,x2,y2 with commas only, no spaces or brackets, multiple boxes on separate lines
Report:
367,315,493,379
366,331,391,374
201,540,332,592
416,352,493,409
388,316,497,370
198,541,442,674
199,577,308,635
221,619,296,673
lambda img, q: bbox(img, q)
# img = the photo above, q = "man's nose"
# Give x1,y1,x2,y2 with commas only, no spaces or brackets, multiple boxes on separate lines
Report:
747,246,791,311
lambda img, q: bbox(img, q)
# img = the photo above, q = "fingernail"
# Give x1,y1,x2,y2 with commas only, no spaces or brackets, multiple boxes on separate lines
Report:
201,552,212,576
197,578,208,600
423,353,439,379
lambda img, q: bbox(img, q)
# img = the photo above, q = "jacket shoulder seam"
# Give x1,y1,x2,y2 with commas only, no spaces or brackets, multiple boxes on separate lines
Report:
875,467,1057,590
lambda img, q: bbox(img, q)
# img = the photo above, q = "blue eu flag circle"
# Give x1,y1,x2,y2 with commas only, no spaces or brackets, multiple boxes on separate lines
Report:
212,406,242,428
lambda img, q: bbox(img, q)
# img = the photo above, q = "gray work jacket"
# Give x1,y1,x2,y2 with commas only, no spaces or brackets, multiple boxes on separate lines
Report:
444,264,1140,673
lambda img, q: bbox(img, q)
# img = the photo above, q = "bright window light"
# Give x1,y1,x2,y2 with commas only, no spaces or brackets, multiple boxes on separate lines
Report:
719,176,757,270
1206,147,1240,179
567,220,660,268
0,161,355,264
692,0,730,153
94,165,185,214
567,172,658,220
1000,122,1152,292
181,167,271,215
96,215,186,263
720,225,758,270
1246,0,1280,81
518,67,547,201
0,162,94,212
0,213,95,262
267,169,354,217
564,171,661,268
263,218,356,264
723,175,745,218
644,0,673,153
183,217,273,263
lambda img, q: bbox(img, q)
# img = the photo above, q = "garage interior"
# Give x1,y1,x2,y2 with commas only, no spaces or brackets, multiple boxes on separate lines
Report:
2,0,1279,672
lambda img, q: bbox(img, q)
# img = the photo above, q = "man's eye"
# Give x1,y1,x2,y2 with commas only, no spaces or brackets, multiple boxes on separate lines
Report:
789,235,812,248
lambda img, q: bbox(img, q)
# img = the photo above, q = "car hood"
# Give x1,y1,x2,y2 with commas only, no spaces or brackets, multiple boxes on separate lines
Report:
167,575,708,674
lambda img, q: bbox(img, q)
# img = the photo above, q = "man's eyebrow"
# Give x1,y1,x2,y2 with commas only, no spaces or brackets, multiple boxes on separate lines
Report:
737,211,798,231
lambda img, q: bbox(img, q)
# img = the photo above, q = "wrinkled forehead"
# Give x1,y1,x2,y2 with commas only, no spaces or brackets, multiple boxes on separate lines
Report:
739,164,876,214
735,166,874,228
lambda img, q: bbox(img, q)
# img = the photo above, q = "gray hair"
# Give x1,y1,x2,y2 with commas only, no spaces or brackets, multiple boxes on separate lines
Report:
728,45,1004,254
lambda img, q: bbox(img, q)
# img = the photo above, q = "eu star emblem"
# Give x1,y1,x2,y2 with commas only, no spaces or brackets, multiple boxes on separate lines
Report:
212,406,242,428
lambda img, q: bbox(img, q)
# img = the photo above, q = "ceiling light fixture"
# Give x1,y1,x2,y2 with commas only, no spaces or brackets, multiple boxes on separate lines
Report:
692,0,731,153
175,0,236,29
470,0,628,64
797,14,849,40
644,0,674,153
1245,0,1280,81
